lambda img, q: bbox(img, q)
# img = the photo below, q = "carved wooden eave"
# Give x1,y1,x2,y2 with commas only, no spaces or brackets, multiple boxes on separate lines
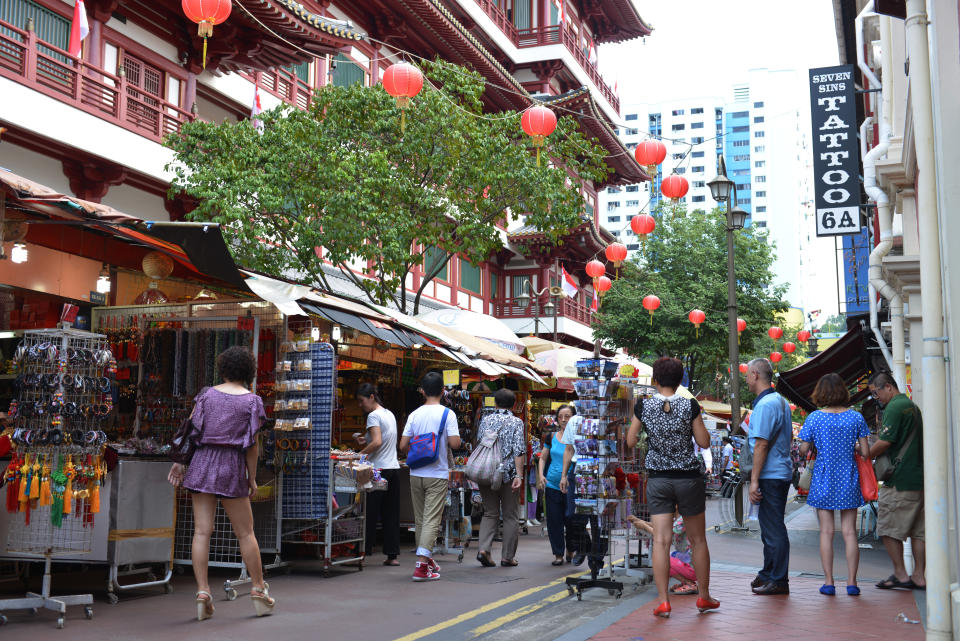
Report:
576,0,653,44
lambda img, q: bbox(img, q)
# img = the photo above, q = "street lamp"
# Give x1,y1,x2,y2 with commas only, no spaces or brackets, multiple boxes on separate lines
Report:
708,157,748,528
517,281,553,338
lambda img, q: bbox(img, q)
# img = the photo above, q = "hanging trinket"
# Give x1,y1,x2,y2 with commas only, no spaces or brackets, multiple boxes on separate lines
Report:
63,456,75,515
38,456,52,507
50,458,67,528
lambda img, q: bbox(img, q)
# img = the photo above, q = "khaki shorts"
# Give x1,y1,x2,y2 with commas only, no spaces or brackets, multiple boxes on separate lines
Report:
877,487,925,541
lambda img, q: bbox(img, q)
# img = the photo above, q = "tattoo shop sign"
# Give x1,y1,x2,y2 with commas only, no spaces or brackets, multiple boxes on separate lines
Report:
809,65,862,236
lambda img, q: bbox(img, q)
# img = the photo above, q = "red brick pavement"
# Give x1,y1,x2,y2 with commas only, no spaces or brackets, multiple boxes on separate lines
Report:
589,571,924,641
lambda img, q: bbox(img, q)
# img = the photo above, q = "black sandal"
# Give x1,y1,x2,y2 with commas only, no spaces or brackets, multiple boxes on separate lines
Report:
477,552,495,567
876,574,913,590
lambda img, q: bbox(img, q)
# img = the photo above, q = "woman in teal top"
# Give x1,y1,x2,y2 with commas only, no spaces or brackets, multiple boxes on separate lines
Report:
538,405,575,565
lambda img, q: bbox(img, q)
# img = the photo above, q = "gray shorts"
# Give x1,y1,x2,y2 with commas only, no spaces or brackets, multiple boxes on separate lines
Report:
647,475,706,517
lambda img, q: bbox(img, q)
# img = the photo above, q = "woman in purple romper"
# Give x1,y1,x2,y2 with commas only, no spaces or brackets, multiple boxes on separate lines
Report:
168,346,275,620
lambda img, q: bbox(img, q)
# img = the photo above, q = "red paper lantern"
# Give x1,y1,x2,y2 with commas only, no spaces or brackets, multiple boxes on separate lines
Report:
797,330,812,343
768,326,783,340
382,62,423,133
783,341,797,354
688,309,706,338
770,351,783,363
630,213,656,236
642,294,660,325
739,363,749,374
596,276,612,296
634,140,667,178
660,175,689,200
182,0,232,69
585,260,606,279
605,242,628,268
521,105,557,166
737,318,746,333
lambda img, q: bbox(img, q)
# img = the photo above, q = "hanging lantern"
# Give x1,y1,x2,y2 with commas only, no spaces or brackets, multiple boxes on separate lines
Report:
769,351,783,364
737,318,746,344
642,295,660,325
767,326,783,341
142,251,174,280
797,330,812,343
783,341,797,354
181,0,232,70
585,259,605,287
739,363,749,374
630,213,656,253
521,104,557,166
633,139,667,179
596,276,612,297
382,62,424,134
688,309,706,338
604,242,627,269
660,175,689,200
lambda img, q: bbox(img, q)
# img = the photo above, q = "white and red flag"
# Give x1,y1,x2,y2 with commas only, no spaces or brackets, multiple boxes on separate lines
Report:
552,0,565,24
588,37,598,65
251,85,264,133
590,289,598,313
68,0,89,58
561,266,578,298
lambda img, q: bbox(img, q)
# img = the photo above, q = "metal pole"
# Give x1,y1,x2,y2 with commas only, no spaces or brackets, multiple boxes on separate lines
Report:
726,193,744,528
553,298,558,345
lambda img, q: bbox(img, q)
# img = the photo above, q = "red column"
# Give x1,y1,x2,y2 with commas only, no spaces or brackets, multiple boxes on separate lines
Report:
87,20,102,72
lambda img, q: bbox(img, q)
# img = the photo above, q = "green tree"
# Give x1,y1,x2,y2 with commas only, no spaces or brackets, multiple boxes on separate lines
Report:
165,59,609,314
818,314,848,333
592,201,790,398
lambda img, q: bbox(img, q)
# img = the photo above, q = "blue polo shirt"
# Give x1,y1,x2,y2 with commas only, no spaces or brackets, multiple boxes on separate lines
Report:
748,388,793,481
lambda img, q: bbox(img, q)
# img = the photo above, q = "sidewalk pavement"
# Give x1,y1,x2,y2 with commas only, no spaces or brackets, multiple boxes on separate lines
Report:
587,570,925,641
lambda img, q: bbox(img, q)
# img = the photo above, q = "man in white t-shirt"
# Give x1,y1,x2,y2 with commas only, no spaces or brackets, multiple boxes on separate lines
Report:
399,372,461,581
721,437,735,472
356,383,400,565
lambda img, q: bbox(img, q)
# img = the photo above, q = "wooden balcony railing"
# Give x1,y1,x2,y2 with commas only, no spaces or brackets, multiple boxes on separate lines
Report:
470,1,620,113
0,20,192,144
247,70,313,111
492,296,592,325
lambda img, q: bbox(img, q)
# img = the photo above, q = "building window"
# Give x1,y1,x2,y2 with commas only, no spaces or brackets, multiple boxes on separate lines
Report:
731,111,749,118
1,0,69,55
288,60,311,84
754,116,765,123
460,259,482,294
625,113,638,121
754,131,765,138
691,122,704,129
626,142,637,150
693,181,705,188
627,244,640,251
692,195,706,203
626,200,639,207
626,128,639,135
756,190,766,197
754,221,767,228
733,169,750,177
756,206,767,213
754,101,764,108
754,145,765,152
754,160,766,168
733,140,749,147
738,198,751,205
692,151,704,158
490,273,499,299
608,186,622,193
736,183,750,191
672,153,684,160
607,202,620,210
691,107,704,114
692,137,704,144
511,275,531,299
756,175,767,183
330,53,366,86
675,168,686,174
626,185,639,192
671,124,685,131
672,109,685,116
692,166,704,173
425,246,449,281
731,126,749,133
608,216,621,222
733,154,749,161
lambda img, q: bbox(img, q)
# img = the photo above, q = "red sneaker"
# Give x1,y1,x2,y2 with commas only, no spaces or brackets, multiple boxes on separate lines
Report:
696,597,720,613
412,562,440,582
653,602,671,618
428,558,441,574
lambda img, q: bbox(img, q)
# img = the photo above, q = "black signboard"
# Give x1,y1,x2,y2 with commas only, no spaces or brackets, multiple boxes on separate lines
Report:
809,64,862,236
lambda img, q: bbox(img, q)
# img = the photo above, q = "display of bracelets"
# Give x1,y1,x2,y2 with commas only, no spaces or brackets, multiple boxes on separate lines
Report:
10,427,107,448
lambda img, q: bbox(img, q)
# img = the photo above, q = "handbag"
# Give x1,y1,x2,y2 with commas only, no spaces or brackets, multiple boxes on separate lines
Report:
874,420,919,482
169,394,206,465
857,452,879,501
407,408,450,470
798,458,815,491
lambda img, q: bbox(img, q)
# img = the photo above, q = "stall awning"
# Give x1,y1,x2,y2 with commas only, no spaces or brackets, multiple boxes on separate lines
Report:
776,324,874,412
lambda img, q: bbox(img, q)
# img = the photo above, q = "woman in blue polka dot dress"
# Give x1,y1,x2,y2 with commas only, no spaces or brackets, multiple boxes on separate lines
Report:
798,373,871,597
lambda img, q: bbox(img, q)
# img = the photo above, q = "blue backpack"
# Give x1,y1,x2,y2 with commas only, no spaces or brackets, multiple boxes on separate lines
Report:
407,408,450,469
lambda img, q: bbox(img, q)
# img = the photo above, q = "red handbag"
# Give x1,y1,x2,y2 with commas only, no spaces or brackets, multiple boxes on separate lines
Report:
856,453,879,502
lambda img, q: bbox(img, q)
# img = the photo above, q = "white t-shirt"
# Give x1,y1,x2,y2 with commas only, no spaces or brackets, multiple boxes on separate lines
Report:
560,416,581,467
722,443,735,470
366,407,399,470
402,404,460,479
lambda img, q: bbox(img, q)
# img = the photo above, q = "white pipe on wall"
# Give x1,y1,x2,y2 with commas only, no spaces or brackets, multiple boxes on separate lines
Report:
904,1,950,639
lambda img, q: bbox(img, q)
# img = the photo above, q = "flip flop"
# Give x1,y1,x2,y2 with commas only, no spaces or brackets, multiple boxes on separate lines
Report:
876,574,913,589
904,580,926,591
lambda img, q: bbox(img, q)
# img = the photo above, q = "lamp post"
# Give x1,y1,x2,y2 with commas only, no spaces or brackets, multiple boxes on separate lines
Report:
707,157,749,527
517,281,555,338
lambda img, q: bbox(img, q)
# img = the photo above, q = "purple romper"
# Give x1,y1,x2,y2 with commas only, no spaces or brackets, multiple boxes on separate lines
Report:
182,388,266,498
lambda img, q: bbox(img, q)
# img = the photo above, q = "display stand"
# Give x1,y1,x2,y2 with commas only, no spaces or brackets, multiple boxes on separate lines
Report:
564,359,649,600
280,340,365,575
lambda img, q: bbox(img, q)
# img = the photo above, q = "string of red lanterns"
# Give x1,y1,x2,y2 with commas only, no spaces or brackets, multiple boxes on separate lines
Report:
596,276,612,297
382,62,424,133
634,140,667,181
630,213,656,253
783,341,797,354
521,105,558,166
604,242,627,270
661,175,689,200
688,309,705,338
642,295,660,325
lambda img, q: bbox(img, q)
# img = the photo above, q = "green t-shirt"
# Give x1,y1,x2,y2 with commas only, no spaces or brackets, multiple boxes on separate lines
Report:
879,394,923,490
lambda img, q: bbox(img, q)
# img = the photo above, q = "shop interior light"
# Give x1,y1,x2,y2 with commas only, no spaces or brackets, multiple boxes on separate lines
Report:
331,326,342,343
10,243,27,264
412,343,423,349
310,327,320,342
96,264,111,294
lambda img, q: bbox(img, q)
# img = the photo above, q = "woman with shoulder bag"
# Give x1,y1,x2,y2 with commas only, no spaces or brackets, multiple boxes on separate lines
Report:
626,357,719,618
797,373,871,596
167,346,274,620
537,405,577,565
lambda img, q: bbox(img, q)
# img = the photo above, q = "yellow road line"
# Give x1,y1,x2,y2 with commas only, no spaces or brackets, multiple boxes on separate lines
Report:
390,559,625,641
469,590,569,637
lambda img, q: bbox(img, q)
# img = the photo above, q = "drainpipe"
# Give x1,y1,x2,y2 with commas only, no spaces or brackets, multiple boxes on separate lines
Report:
905,1,950,639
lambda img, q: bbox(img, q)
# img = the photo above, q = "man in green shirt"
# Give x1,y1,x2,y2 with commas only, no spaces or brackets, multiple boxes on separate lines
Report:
868,372,925,590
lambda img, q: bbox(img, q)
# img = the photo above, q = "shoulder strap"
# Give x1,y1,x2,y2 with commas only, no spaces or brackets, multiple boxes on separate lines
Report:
438,407,450,439
893,416,920,466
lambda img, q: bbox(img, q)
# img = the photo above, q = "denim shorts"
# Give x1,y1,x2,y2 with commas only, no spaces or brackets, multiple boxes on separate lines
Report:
647,475,706,516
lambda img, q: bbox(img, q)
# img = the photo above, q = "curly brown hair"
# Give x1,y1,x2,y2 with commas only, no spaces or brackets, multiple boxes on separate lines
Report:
810,373,849,407
216,346,257,387
652,357,684,389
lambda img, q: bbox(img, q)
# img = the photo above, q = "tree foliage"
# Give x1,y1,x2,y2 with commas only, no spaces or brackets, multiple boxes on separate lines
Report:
592,201,791,398
166,59,609,314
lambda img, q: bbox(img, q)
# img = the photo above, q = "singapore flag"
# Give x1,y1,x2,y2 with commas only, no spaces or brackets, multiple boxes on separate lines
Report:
68,0,89,58
561,266,578,298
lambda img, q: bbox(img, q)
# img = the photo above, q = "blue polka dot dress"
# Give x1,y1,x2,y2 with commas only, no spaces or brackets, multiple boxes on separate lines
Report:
798,409,870,510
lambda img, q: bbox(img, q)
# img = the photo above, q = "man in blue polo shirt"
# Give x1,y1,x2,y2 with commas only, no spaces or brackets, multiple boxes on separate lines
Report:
746,358,793,595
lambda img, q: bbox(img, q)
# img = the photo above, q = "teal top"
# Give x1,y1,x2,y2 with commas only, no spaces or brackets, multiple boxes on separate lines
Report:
545,434,567,490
